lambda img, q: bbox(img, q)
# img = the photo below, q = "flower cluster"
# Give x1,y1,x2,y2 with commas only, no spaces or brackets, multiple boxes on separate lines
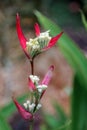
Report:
13,13,63,121
16,13,63,59
13,65,54,120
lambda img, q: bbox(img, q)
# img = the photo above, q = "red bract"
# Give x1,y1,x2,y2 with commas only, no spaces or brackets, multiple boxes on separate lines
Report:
41,65,54,85
28,65,54,98
43,32,63,51
16,13,63,59
40,65,54,98
16,13,30,59
34,23,40,36
28,77,36,91
12,97,33,120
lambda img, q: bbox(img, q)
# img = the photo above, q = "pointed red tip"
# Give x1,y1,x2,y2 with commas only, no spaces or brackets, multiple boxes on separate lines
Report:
16,13,19,19
34,23,40,36
43,31,63,51
48,31,63,48
40,65,54,99
50,65,54,71
16,13,27,49
41,65,54,85
12,97,33,120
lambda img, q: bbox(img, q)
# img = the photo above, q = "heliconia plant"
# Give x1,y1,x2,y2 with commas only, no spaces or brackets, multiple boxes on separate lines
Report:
13,65,54,121
12,13,63,130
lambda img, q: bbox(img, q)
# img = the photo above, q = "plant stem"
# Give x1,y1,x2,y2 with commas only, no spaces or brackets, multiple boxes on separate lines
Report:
30,59,34,75
30,120,34,130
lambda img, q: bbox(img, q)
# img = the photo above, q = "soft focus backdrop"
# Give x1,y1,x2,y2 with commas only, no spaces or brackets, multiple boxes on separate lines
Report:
0,0,87,114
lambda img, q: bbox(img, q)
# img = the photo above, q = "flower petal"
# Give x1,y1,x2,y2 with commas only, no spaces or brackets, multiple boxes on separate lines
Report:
16,13,27,49
41,65,54,85
34,23,40,36
28,77,36,91
43,32,63,50
12,97,33,120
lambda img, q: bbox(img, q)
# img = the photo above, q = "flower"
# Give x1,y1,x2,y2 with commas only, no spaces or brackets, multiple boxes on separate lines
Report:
23,100,42,112
16,13,63,59
12,97,42,120
12,97,33,120
28,65,54,98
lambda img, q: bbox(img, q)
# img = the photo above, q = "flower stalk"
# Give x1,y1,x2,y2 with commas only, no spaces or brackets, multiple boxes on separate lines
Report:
30,59,34,75
13,13,63,130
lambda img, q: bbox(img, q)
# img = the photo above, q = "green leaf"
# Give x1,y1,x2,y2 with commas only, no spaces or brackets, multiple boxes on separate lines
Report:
35,11,87,130
72,75,87,130
35,11,87,90
80,10,87,31
43,103,69,130
0,113,11,130
54,103,67,122
44,114,59,129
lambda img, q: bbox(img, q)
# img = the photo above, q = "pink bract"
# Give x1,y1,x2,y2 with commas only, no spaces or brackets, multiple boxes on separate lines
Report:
12,97,33,120
41,65,54,85
34,23,40,36
28,77,36,91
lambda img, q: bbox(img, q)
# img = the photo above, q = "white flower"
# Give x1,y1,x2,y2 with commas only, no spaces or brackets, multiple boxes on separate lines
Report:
38,30,51,39
36,104,42,110
36,84,48,93
29,103,35,112
38,88,43,93
23,103,27,109
37,84,47,90
26,31,51,54
23,100,30,109
29,75,40,85
23,100,36,112
26,38,40,51
26,100,30,104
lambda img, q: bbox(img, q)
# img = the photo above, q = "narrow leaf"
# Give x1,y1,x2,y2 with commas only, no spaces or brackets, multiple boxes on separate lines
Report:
0,113,11,130
72,75,87,130
35,11,87,90
80,10,87,31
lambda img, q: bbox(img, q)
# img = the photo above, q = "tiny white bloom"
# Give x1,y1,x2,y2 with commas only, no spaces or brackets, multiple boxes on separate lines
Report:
42,85,48,89
23,103,27,109
26,38,40,51
37,104,42,110
31,103,36,108
36,85,42,89
29,105,33,112
29,75,40,84
38,30,51,43
34,76,40,81
29,103,35,112
38,88,43,93
37,84,47,90
26,100,30,105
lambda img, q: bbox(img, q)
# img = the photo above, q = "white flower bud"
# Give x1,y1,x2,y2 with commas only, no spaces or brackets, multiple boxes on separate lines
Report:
37,30,51,45
26,100,30,105
23,103,27,109
34,76,40,82
36,85,42,89
37,104,42,110
29,75,40,84
37,84,47,91
26,38,40,51
29,103,35,112
38,88,43,93
41,85,48,90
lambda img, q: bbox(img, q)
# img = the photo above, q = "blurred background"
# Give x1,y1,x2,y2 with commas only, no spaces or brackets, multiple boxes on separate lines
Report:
0,0,87,120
